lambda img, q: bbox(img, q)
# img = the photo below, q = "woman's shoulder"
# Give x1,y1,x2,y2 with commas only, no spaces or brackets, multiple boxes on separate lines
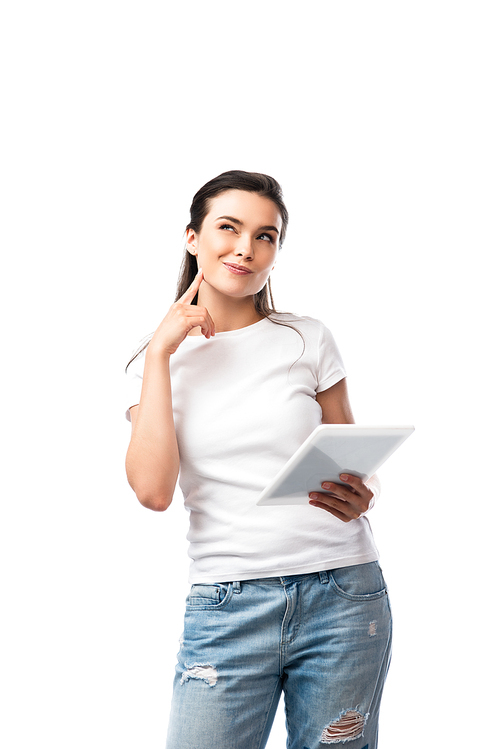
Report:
269,311,332,334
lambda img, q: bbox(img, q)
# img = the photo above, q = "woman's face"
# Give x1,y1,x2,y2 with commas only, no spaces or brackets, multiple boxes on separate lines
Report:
186,190,282,301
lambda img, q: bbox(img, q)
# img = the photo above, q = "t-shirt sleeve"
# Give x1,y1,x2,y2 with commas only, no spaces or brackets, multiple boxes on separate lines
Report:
316,322,346,393
124,348,146,422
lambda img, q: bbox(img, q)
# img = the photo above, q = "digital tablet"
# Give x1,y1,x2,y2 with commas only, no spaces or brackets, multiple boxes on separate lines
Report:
257,424,414,506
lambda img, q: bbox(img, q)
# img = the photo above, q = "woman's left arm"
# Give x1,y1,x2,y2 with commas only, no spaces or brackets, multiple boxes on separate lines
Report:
311,379,380,523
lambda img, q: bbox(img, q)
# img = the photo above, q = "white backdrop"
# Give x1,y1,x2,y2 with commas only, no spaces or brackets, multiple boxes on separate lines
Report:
2,2,499,747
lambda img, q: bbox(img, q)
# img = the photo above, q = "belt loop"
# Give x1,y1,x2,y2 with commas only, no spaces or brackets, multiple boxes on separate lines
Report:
318,570,328,584
232,581,241,593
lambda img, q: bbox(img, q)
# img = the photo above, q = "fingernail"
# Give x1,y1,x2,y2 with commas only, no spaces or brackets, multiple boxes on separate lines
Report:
322,482,332,490
309,493,318,500
340,474,349,481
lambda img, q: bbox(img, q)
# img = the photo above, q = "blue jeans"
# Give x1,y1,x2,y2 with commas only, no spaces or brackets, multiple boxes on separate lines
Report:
166,562,392,748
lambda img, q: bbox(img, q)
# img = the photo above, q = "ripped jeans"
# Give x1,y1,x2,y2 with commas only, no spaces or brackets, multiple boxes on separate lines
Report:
166,562,392,749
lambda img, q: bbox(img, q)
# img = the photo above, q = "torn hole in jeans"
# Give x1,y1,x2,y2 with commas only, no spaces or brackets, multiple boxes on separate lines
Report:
320,710,367,743
180,664,218,687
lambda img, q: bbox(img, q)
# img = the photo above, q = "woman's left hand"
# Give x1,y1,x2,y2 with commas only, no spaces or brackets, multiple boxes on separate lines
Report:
309,474,374,523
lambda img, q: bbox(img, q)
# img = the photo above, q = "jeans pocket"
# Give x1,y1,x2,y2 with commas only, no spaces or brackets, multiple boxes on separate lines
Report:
328,562,388,601
186,583,233,610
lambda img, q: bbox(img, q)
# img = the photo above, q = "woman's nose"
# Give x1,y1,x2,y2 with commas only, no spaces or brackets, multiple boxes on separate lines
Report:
234,236,254,259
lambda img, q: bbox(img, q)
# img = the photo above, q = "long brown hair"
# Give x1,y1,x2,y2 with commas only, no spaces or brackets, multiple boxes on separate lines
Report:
126,170,299,370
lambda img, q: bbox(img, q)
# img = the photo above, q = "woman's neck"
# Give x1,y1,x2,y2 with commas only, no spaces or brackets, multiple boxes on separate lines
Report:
191,286,263,334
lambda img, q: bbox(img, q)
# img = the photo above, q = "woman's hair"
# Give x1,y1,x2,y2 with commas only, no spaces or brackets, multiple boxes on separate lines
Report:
175,170,289,312
126,170,299,371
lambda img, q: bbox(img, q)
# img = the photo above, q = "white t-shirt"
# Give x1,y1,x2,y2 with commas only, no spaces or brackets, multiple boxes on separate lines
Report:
125,314,379,583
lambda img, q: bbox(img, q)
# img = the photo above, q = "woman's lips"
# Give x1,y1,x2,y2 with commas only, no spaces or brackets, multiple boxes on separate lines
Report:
223,263,253,275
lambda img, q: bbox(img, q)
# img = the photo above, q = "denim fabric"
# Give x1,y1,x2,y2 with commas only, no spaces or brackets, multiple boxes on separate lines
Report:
166,562,392,749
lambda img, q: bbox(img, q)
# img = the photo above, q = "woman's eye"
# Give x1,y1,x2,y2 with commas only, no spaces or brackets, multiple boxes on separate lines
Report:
220,224,236,232
258,233,273,242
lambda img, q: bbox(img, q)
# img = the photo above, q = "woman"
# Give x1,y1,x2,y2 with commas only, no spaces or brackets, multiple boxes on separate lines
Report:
125,171,392,749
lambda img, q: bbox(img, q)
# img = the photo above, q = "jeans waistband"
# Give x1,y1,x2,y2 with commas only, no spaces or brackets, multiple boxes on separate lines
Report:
230,570,330,588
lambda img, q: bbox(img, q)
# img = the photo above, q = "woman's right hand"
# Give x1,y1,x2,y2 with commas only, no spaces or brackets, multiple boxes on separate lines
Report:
148,269,215,356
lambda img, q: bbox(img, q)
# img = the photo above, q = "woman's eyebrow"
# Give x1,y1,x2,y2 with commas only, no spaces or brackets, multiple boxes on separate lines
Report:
216,215,243,225
216,215,279,234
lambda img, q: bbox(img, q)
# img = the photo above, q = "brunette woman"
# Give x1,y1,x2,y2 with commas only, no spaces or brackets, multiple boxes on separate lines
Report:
125,171,391,749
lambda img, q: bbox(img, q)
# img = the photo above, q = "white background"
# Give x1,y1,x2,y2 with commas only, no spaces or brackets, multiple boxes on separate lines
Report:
2,1,498,747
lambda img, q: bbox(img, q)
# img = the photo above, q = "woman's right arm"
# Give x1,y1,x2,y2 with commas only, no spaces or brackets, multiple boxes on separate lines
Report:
125,270,214,511
126,347,179,511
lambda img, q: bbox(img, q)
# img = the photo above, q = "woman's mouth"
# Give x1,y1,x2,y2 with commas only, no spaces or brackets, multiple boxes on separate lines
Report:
223,263,253,275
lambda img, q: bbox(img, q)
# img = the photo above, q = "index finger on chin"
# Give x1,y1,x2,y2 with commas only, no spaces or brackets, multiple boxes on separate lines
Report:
179,268,203,304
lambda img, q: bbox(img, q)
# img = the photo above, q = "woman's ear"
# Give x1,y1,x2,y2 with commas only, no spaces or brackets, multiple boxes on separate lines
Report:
186,229,197,255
